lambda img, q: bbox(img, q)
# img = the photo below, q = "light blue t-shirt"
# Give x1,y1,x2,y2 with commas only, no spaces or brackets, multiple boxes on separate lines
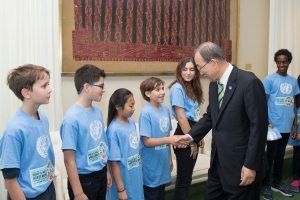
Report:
60,104,108,174
0,109,55,198
263,73,300,133
288,107,300,146
169,82,201,122
106,118,144,200
139,103,172,187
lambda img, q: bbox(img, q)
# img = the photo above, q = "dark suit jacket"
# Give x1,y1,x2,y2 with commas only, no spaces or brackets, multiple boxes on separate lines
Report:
189,66,268,186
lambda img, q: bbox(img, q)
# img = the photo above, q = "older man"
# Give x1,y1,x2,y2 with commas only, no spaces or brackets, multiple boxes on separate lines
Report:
180,42,268,199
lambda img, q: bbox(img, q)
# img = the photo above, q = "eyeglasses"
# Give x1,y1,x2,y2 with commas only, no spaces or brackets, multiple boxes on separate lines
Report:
275,61,289,65
90,84,104,89
197,60,211,71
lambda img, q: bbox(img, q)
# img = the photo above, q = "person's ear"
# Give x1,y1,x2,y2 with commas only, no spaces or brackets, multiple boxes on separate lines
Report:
82,83,90,93
116,106,122,112
145,91,151,98
21,88,31,99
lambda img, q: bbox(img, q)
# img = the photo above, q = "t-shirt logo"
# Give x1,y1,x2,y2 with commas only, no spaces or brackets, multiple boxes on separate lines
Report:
129,132,139,149
159,117,169,132
90,120,103,141
280,83,292,94
36,135,50,158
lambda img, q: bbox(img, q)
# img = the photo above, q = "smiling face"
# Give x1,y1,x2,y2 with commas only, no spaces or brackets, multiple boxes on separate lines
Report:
275,55,289,76
181,61,196,82
146,83,165,107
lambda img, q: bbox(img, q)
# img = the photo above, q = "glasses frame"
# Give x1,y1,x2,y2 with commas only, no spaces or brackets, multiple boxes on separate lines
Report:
90,83,104,89
197,60,211,71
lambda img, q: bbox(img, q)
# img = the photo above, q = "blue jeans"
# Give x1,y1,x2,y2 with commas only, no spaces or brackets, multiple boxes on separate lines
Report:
68,167,107,200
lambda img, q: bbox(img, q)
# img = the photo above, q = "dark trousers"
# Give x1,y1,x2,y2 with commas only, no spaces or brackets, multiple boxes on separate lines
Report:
292,145,300,180
143,184,165,200
263,133,290,186
205,158,260,200
7,182,56,200
172,147,198,200
172,121,197,200
68,167,107,200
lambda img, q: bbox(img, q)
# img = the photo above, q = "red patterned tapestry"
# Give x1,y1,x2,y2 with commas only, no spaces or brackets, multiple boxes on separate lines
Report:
73,0,231,62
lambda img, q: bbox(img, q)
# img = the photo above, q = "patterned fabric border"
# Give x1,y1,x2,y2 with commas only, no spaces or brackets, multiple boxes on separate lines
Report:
73,0,231,62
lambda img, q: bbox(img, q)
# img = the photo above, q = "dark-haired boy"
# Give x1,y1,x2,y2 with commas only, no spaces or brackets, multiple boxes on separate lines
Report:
60,64,111,200
261,49,300,200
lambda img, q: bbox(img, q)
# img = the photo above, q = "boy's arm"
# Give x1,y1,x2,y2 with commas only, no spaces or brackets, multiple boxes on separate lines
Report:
5,178,26,200
142,135,187,147
63,150,88,200
111,161,128,200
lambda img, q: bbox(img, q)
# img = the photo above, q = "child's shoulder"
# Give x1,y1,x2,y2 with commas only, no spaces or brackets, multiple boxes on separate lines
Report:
171,82,182,89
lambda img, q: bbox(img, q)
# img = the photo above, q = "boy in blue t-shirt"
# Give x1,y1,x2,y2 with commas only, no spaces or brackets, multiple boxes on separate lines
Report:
261,49,300,199
139,77,187,200
0,64,56,199
60,64,111,200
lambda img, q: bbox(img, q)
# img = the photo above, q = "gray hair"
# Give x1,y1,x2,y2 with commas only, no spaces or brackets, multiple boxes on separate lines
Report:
195,41,225,62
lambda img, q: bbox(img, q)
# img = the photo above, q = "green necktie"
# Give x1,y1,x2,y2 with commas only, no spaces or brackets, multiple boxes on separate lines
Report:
218,82,224,108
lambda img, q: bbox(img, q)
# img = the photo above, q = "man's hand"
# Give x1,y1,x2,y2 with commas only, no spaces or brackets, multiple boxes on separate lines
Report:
173,134,192,148
240,166,256,186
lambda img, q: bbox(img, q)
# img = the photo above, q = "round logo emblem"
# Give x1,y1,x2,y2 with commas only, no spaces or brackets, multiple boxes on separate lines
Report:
36,135,50,158
90,120,103,141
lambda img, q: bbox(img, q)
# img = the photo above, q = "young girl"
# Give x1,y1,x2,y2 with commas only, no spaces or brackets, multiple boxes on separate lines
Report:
289,75,300,192
169,57,204,200
106,88,144,200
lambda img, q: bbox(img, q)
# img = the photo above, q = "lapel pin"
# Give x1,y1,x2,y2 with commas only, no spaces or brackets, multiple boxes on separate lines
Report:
229,86,232,90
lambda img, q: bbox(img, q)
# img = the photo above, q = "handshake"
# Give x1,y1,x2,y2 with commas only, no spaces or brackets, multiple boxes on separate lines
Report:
168,134,192,148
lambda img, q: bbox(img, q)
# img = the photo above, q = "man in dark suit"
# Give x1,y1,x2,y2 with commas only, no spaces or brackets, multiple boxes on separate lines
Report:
180,42,268,199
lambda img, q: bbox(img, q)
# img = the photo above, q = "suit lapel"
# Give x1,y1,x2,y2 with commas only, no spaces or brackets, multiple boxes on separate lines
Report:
217,67,237,120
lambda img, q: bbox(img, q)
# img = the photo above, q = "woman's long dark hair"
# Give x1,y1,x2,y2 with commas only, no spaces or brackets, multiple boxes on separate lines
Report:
107,88,133,127
169,57,203,104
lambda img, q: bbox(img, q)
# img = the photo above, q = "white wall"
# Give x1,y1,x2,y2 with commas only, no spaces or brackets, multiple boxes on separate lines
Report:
237,0,269,80
61,76,210,125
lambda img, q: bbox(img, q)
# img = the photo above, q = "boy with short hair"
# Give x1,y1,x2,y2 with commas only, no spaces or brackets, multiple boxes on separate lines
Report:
0,64,56,200
60,64,111,200
139,77,183,200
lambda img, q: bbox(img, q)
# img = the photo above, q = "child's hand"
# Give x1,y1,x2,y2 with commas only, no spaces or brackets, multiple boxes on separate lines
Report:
170,158,173,172
107,170,112,189
118,189,128,200
74,193,88,200
296,133,300,141
291,124,298,139
198,139,205,148
172,135,191,148
190,142,199,159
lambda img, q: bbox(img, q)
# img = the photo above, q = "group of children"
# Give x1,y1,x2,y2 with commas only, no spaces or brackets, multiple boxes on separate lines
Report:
0,63,188,200
2,53,300,200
